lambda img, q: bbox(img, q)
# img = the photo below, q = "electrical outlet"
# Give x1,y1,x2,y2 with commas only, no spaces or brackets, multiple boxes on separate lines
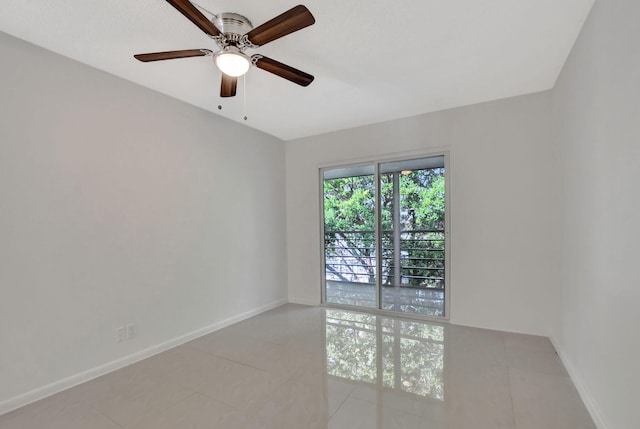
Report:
126,323,137,340
116,326,126,343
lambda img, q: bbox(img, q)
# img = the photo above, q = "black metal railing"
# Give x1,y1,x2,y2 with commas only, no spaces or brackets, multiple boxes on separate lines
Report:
324,229,445,289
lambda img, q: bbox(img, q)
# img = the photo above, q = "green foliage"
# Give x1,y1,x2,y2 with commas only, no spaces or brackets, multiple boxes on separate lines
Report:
324,169,445,233
323,175,376,232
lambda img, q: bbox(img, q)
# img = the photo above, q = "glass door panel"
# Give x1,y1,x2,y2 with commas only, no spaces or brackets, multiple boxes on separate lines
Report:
379,156,446,316
323,165,377,308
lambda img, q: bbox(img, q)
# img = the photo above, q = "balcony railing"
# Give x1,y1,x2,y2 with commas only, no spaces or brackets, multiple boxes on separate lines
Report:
324,229,445,290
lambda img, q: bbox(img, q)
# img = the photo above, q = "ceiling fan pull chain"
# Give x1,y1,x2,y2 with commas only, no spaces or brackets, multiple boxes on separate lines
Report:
243,74,248,121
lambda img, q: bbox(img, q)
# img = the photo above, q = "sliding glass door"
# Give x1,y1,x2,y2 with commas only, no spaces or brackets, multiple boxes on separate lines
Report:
322,164,377,308
322,155,448,318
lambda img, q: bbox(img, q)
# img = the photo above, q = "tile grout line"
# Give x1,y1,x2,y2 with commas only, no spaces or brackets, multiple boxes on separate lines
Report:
503,333,520,429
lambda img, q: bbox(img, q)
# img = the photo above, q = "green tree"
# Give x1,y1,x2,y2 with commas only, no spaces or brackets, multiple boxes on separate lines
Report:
324,175,376,283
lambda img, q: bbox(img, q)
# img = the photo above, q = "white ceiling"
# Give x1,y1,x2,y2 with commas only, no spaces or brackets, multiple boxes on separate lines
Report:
0,0,594,141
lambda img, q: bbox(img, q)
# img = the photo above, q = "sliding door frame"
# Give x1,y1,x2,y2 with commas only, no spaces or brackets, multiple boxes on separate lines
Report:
319,150,451,321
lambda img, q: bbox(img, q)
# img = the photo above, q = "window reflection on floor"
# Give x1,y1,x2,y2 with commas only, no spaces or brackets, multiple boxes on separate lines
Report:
325,309,444,400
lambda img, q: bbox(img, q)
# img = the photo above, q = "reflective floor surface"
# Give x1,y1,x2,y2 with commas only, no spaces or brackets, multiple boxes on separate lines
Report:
0,304,595,429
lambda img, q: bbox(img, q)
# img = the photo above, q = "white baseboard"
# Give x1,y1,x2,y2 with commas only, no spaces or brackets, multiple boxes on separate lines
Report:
288,296,319,306
0,298,287,416
549,336,610,429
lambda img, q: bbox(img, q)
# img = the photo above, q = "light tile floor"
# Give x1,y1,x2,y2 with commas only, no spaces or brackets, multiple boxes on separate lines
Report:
0,304,596,429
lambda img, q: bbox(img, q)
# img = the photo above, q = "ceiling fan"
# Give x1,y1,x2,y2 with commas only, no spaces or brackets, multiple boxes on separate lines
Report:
134,0,315,97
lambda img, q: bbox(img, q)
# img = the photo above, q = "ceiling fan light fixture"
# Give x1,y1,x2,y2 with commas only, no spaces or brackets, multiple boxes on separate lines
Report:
214,47,250,77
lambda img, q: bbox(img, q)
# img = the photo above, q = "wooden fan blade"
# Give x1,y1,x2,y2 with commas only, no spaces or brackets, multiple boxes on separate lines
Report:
245,5,315,47
252,55,314,87
166,0,221,37
220,74,238,97
134,49,211,62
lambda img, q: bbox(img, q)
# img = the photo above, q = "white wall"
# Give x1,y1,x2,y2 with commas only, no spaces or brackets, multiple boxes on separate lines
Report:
551,0,640,428
286,92,557,336
0,32,287,412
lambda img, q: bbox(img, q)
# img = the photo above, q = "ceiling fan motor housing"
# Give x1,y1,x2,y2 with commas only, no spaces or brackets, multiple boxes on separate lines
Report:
213,13,253,47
